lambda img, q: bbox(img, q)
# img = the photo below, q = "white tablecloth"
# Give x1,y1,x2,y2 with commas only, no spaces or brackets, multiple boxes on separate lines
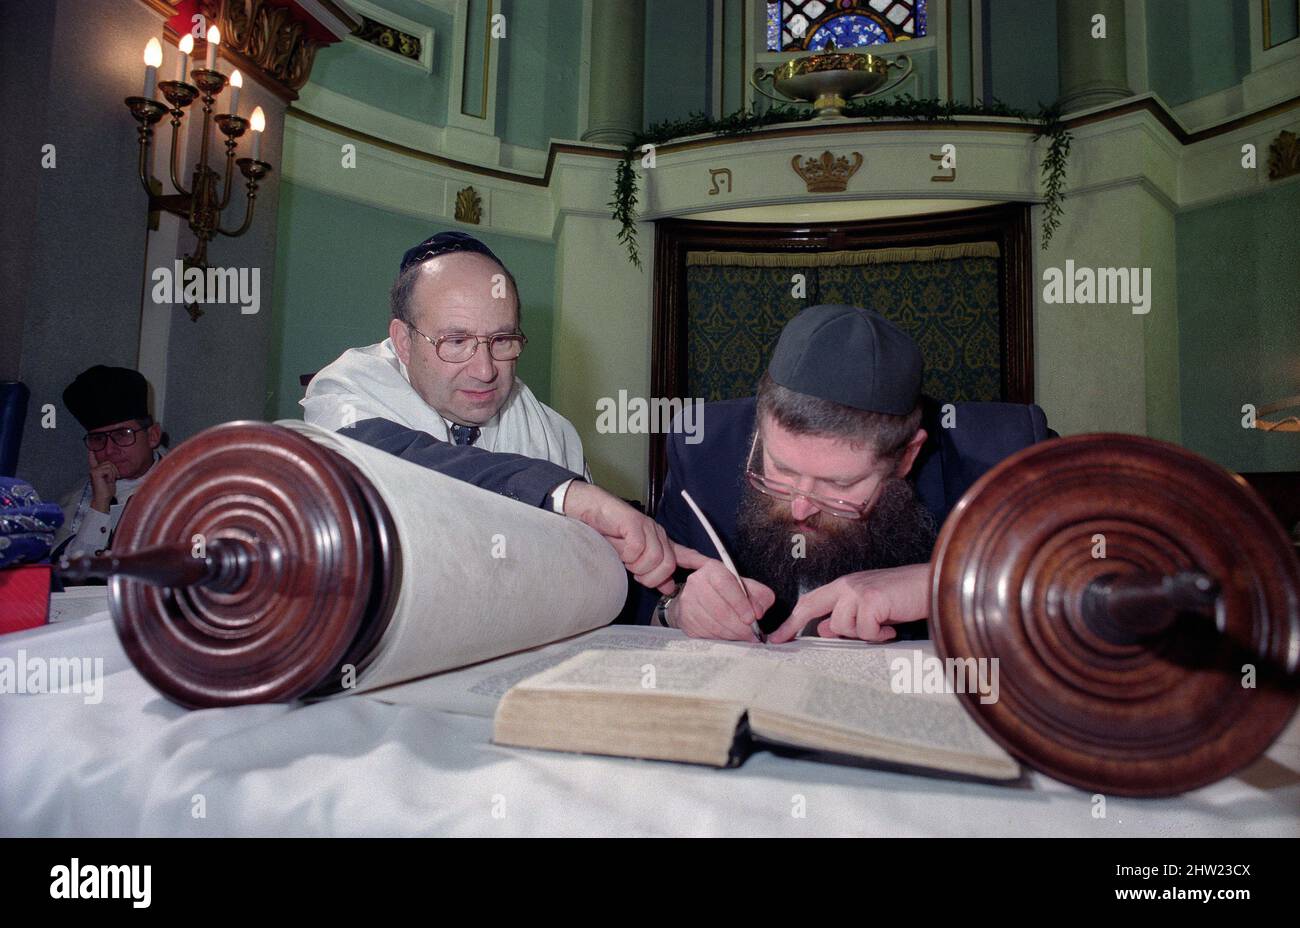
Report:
2,610,1297,837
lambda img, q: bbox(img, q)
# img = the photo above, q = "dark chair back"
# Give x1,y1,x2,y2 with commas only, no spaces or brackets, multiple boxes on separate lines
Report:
0,381,31,476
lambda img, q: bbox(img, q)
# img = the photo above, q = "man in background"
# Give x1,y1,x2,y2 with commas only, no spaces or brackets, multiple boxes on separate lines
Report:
53,366,164,558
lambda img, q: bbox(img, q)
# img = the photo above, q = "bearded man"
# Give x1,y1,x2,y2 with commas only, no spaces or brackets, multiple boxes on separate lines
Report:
647,304,1056,643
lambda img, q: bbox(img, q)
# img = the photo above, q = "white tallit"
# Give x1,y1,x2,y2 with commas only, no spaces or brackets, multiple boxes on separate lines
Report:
301,338,589,477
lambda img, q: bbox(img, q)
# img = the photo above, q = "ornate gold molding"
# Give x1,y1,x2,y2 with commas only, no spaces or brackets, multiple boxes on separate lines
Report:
149,1,353,100
213,0,320,93
356,16,422,61
1267,129,1299,181
455,186,482,224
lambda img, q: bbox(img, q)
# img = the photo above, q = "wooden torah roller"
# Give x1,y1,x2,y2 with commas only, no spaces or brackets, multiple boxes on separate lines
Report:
58,421,401,708
931,433,1299,797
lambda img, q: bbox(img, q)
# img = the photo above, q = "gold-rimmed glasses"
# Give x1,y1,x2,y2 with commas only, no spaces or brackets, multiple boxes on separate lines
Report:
743,429,881,519
407,323,527,363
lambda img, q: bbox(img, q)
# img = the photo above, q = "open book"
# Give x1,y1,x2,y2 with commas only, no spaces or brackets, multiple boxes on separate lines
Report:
492,634,1021,783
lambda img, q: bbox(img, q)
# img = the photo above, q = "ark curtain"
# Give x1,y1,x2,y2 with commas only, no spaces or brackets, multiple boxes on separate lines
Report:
684,242,1003,403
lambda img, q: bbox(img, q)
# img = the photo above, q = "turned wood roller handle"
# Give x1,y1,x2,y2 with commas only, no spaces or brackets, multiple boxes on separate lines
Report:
930,432,1300,797
58,537,258,594
60,421,399,708
1081,570,1220,645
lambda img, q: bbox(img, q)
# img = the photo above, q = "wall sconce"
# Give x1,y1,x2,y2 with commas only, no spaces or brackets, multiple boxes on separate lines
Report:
124,28,272,270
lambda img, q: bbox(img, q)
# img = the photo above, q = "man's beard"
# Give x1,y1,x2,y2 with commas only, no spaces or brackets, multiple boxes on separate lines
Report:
734,477,938,634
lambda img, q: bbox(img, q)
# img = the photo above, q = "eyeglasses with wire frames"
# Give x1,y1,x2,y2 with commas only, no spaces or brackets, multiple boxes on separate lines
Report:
406,323,527,363
83,420,153,452
743,429,883,520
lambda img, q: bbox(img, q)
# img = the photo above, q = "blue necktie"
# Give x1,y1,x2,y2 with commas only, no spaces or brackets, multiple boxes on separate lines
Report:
450,424,480,446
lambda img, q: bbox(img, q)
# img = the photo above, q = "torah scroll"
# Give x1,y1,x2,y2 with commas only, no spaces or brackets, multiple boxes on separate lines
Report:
65,420,627,707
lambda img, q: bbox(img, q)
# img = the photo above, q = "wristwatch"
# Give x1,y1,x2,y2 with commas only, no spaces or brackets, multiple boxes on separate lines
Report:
654,584,683,628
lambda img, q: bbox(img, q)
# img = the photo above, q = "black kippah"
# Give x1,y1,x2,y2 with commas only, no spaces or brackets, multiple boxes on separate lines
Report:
399,231,504,274
767,304,923,415
63,366,151,432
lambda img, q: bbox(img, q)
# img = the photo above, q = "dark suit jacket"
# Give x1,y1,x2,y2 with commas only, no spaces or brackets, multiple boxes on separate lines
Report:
641,396,1056,627
348,417,581,509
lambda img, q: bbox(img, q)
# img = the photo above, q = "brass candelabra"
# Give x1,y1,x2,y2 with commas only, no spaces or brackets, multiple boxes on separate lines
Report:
124,67,271,270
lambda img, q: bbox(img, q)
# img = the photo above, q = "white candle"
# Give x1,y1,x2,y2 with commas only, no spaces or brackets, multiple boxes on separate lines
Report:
176,34,193,81
205,25,220,70
250,106,265,160
228,69,242,115
142,38,162,98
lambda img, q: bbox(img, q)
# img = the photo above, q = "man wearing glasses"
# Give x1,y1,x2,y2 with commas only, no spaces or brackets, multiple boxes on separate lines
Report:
650,304,1055,643
52,366,164,558
303,231,692,595
303,231,587,476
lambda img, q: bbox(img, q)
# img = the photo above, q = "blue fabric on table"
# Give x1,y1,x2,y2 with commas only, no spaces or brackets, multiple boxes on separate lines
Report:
0,477,65,568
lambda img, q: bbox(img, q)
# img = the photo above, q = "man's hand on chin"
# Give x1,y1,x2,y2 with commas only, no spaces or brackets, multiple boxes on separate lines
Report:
88,448,119,515
768,562,931,644
562,480,702,593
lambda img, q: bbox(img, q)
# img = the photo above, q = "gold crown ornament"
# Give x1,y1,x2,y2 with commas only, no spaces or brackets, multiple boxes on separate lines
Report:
791,150,864,193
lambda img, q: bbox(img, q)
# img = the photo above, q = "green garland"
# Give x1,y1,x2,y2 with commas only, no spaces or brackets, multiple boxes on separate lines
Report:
1033,102,1072,249
608,96,1072,267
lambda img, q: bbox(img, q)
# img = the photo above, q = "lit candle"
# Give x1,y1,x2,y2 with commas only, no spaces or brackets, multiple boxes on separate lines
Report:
142,38,162,98
205,25,220,70
228,69,242,115
176,34,194,81
250,106,265,160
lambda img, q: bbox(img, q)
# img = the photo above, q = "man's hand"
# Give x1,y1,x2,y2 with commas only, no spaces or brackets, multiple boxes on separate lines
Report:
666,554,774,641
563,481,699,593
768,562,931,644
88,448,118,515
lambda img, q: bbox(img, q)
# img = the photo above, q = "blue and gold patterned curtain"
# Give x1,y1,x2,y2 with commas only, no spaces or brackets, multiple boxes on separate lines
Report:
685,242,1002,402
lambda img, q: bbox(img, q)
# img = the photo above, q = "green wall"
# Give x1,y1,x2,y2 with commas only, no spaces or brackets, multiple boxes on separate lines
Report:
309,0,452,126
1270,0,1299,46
984,0,1059,111
949,0,975,104
720,0,747,113
644,0,712,126
496,0,583,148
1176,181,1300,472
265,181,557,422
1146,0,1252,107
462,0,490,119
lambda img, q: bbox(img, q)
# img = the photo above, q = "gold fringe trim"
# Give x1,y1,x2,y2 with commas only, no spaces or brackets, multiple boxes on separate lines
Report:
686,242,1001,267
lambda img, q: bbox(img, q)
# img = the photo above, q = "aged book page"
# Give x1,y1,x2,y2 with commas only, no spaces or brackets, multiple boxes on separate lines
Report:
496,638,1018,777
748,664,1018,778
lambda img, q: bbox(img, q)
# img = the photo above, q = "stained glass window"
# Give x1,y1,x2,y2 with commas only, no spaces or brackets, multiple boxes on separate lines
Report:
765,0,926,52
